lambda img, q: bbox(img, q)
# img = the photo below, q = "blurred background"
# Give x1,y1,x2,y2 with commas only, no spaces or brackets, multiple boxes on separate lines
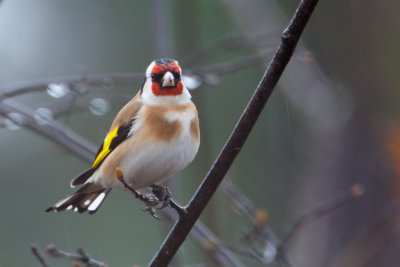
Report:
1,0,399,266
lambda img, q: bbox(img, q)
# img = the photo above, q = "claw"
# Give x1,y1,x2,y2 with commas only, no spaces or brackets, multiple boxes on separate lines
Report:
151,185,172,209
143,193,160,207
116,167,163,219
143,206,161,220
116,168,178,219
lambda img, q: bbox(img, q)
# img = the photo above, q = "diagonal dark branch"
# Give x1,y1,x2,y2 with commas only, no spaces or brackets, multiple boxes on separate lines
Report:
148,0,320,266
31,244,50,267
45,244,107,267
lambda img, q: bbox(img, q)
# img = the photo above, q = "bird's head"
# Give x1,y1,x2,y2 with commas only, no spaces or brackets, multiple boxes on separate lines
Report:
141,58,191,105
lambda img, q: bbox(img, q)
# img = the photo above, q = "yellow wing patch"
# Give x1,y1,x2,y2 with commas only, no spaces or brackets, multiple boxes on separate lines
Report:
92,127,119,168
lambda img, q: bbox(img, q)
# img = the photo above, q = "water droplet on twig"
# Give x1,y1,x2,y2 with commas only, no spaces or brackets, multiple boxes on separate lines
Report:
47,83,69,98
34,107,53,125
74,83,89,95
203,74,219,86
4,112,25,130
182,75,202,90
102,77,114,89
89,98,110,116
261,242,277,264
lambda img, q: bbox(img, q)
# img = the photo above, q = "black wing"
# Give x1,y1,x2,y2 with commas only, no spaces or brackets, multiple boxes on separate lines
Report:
70,119,135,187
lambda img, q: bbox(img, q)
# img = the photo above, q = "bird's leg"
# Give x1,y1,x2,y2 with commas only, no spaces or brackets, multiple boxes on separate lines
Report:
115,167,161,219
150,184,187,217
150,185,172,209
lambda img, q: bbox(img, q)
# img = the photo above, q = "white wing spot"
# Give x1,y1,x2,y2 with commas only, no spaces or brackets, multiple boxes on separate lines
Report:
88,192,106,212
84,199,91,206
66,205,73,210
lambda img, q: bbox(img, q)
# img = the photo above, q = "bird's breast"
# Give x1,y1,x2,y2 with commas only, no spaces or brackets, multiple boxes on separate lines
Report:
141,103,200,144
115,104,200,188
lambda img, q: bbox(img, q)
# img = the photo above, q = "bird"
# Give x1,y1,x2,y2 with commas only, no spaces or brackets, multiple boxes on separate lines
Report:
46,58,200,215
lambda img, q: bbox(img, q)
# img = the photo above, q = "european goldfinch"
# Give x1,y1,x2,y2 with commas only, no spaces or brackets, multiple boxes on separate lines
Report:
46,58,200,214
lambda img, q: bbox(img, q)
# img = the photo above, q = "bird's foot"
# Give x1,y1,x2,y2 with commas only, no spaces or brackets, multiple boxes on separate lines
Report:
150,185,172,209
115,167,161,219
139,185,172,219
115,167,185,218
150,184,187,218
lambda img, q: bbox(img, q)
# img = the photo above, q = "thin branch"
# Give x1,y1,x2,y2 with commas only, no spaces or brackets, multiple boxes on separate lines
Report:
187,53,265,77
0,73,142,100
223,181,364,266
0,54,264,102
149,0,320,266
223,180,269,222
223,180,290,266
0,100,97,161
181,31,278,66
281,183,365,247
45,244,108,267
31,244,50,267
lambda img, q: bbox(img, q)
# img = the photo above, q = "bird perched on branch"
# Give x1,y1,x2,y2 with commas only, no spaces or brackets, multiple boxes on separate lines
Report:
46,58,200,215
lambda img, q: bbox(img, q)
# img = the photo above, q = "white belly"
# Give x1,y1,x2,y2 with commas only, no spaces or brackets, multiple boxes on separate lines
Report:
119,133,198,188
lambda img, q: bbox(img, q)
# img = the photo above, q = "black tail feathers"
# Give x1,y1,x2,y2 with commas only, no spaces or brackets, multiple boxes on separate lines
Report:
70,168,96,187
46,183,111,215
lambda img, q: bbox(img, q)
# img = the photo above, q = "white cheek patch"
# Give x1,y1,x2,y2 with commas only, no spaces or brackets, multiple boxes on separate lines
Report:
146,61,156,78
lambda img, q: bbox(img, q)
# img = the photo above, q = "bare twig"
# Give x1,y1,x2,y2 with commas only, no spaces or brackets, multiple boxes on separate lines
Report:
223,180,269,223
45,244,108,267
0,73,142,100
181,31,278,66
223,180,290,266
281,184,365,247
0,100,97,160
223,180,364,266
187,53,265,77
149,0,320,266
0,53,265,103
31,244,50,267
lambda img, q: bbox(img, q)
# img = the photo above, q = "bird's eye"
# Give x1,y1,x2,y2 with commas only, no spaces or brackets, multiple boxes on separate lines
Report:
151,73,163,83
173,73,181,81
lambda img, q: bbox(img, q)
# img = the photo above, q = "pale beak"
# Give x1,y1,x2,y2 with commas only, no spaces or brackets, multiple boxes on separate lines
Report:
162,71,175,88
